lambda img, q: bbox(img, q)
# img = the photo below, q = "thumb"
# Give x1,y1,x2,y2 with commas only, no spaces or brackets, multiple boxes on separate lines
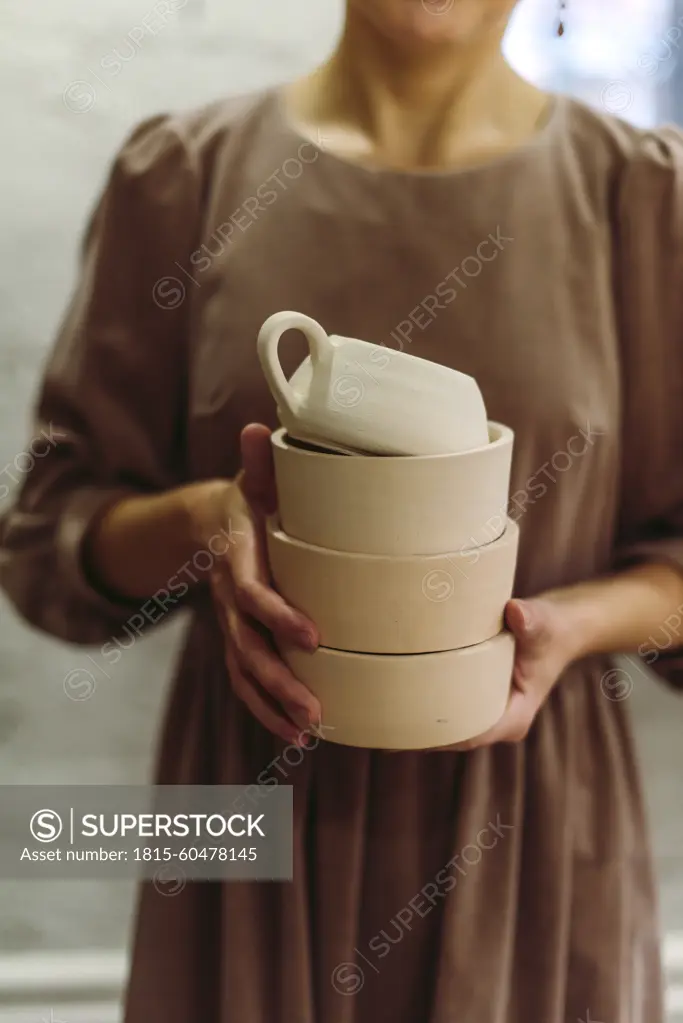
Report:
504,598,544,647
240,423,277,514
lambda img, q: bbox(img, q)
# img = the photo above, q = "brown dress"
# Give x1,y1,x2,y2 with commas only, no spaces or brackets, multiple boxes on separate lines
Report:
1,86,683,1023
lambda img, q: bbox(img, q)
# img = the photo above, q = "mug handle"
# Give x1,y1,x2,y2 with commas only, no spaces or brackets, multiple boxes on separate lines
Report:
257,311,332,417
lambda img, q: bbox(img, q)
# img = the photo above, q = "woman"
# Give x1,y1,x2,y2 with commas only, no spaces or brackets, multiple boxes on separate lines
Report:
2,0,683,1019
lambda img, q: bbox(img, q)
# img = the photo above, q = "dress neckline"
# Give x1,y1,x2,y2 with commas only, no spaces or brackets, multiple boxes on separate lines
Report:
270,83,568,183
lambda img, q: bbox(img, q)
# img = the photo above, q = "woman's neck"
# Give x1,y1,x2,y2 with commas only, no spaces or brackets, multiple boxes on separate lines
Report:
286,10,549,171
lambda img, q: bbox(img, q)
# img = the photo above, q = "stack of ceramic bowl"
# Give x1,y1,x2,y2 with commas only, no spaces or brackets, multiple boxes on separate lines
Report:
258,312,519,751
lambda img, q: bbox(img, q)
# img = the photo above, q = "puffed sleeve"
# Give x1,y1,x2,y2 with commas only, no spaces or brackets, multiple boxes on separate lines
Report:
613,125,683,686
0,113,201,644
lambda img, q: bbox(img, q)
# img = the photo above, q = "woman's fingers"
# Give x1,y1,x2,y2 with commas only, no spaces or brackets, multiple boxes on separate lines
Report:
226,598,321,730
237,425,318,647
207,446,323,742
230,510,318,650
240,423,278,515
211,487,317,650
213,569,320,741
234,576,317,650
225,645,302,745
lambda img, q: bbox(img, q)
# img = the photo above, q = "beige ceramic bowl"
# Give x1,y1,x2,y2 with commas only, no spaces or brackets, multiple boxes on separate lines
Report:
271,423,513,556
267,517,519,654
281,632,515,750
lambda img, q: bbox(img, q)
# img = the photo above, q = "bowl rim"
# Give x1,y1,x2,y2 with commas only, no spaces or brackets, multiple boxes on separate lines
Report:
266,514,519,561
283,629,515,663
270,421,513,462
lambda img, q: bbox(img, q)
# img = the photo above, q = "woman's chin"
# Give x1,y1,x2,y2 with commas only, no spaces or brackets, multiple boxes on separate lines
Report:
363,3,501,52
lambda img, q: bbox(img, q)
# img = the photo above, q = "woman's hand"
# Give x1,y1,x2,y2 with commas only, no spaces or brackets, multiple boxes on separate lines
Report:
425,557,683,752
433,595,578,751
189,423,322,747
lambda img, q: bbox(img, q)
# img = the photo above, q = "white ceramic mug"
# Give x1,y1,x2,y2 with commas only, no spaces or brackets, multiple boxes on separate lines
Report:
257,311,489,456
